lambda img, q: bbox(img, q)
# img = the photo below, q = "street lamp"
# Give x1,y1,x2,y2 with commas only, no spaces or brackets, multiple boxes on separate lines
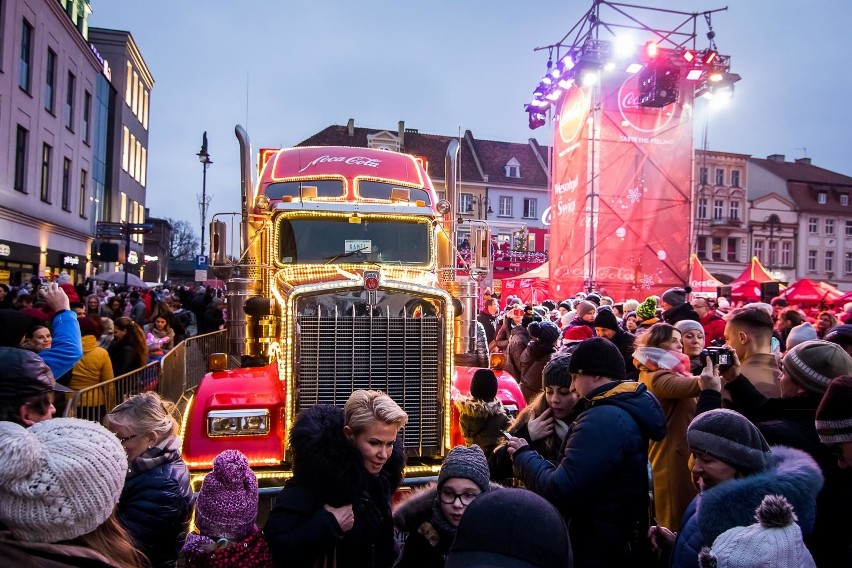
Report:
762,213,782,275
468,196,493,220
197,132,213,256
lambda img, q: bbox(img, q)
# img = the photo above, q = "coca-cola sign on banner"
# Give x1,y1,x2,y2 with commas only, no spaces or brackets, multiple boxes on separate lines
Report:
298,155,382,173
617,75,675,134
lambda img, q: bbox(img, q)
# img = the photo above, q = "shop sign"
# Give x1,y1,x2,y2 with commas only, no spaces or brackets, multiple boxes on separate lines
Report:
61,254,81,267
0,244,10,257
128,251,139,265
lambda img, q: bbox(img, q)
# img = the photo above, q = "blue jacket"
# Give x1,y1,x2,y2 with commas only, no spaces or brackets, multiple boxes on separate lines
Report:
39,310,83,378
513,381,666,568
670,445,824,568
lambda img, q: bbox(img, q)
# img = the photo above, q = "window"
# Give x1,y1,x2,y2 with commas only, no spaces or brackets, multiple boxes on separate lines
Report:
44,49,57,113
731,170,741,188
781,241,792,266
79,169,88,218
129,134,136,178
132,71,139,114
135,139,142,181
753,240,764,264
715,168,725,186
818,192,827,205
523,198,537,219
65,71,76,130
696,237,706,260
140,147,147,186
120,192,127,222
842,194,850,207
122,127,129,171
19,20,33,92
711,237,722,261
82,91,92,144
808,217,819,235
61,158,71,211
846,220,852,237
713,199,724,220
40,144,52,203
699,167,708,185
768,241,777,267
14,126,29,192
826,251,835,273
143,90,149,129
436,191,446,202
729,200,740,220
807,250,817,273
727,238,738,262
697,198,707,219
826,219,835,236
125,62,133,106
846,252,852,275
498,196,512,217
459,193,473,215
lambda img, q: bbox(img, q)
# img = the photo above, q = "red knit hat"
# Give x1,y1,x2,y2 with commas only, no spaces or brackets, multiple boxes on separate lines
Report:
815,374,852,445
563,325,593,343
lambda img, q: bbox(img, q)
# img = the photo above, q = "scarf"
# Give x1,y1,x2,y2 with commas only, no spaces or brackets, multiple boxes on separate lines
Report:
633,346,692,375
128,434,182,478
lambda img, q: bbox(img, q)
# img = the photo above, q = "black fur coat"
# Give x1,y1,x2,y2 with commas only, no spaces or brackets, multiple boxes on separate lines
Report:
264,404,405,568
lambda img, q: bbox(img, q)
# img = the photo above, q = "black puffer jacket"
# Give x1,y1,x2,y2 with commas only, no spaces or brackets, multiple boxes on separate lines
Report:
512,381,666,568
265,404,405,568
118,436,193,568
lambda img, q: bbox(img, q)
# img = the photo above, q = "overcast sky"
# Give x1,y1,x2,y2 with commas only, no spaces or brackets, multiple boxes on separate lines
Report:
90,0,852,236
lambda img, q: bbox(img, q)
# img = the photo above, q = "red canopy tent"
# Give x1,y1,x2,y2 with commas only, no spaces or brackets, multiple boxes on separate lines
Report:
501,262,550,306
730,256,775,285
780,278,842,305
687,254,722,295
833,290,852,307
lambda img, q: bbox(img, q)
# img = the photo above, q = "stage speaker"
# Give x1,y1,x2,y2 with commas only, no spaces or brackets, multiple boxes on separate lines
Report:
716,285,732,299
761,281,781,304
94,242,119,263
639,66,680,108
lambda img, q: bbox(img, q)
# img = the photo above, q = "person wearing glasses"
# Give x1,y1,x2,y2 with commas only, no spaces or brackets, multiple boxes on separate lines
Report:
105,391,192,568
265,390,407,568
393,445,492,567
690,296,726,346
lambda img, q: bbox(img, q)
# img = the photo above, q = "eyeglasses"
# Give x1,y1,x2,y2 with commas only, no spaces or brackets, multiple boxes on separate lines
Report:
439,489,481,506
116,434,138,444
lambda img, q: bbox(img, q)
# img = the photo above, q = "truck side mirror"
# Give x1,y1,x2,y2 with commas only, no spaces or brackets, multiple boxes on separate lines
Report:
211,220,227,265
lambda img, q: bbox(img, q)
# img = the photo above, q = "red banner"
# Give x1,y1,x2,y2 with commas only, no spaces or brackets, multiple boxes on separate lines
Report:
590,71,694,299
548,85,591,299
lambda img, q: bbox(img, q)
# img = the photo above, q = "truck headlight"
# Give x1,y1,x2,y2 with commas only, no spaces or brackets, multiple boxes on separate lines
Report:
207,409,270,437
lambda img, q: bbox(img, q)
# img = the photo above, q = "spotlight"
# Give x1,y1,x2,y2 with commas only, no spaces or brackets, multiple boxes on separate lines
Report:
703,50,718,64
682,50,696,63
528,112,546,130
580,70,597,87
561,55,575,71
686,68,704,81
603,61,616,71
708,72,724,82
645,41,659,59
626,63,643,74
614,36,636,58
557,77,574,89
545,89,563,101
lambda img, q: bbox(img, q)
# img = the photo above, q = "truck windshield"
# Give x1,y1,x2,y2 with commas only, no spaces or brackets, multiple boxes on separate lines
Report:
265,179,344,199
278,217,431,265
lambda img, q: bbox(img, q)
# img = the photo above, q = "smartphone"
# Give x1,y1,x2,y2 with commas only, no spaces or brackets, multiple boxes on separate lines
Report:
499,429,513,440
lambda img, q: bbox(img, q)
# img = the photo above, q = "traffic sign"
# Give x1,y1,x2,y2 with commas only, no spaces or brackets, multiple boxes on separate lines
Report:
195,255,209,270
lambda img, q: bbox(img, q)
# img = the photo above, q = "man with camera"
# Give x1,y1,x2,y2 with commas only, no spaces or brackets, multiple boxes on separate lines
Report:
722,306,780,399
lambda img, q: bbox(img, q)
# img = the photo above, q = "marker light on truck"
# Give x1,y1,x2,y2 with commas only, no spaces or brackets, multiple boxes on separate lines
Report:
207,409,271,437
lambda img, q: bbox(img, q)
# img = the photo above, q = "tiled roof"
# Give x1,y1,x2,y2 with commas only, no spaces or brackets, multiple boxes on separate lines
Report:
750,157,852,212
296,124,549,187
749,158,852,186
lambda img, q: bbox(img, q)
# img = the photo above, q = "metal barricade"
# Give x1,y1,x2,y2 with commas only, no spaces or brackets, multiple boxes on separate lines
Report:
63,330,227,421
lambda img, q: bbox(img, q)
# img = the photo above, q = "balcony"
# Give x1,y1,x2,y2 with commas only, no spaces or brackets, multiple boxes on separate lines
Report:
710,217,743,227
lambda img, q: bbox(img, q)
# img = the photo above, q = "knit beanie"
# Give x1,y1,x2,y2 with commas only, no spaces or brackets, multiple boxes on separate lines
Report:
0,309,31,347
593,309,619,332
543,351,573,388
782,340,852,395
687,409,772,474
698,495,815,568
636,297,658,321
662,287,690,307
674,319,704,335
194,450,258,541
528,321,560,345
0,419,126,543
438,445,490,493
575,301,597,318
540,300,556,311
815,374,852,445
469,369,498,401
825,324,852,345
567,337,626,381
585,293,601,306
563,325,593,343
785,322,818,351
558,300,573,311
446,488,571,568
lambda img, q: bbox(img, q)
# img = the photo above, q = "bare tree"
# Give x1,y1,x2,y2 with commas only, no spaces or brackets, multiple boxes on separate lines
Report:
166,218,200,260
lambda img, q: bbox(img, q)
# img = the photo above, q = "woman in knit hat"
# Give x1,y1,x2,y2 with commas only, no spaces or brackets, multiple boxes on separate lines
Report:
181,450,272,567
454,369,511,457
651,409,823,568
489,350,580,484
634,322,718,531
394,445,492,567
0,418,146,567
519,321,560,403
105,391,193,568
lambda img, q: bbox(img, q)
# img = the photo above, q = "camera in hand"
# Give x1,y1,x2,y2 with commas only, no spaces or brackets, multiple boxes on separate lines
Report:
700,346,733,367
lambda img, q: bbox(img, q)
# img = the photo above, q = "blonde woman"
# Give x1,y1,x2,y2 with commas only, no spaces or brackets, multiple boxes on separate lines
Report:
265,390,408,567
105,392,193,568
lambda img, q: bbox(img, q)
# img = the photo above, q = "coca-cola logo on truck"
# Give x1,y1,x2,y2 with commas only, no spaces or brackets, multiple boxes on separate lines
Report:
298,155,382,173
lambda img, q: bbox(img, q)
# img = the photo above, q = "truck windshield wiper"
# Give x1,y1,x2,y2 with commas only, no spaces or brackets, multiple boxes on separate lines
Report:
323,246,369,264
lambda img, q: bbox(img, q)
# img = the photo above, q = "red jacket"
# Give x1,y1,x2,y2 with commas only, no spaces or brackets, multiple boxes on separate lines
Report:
700,311,727,344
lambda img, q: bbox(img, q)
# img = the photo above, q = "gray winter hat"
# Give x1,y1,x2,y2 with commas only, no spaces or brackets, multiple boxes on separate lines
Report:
438,445,490,493
687,409,771,473
782,339,852,395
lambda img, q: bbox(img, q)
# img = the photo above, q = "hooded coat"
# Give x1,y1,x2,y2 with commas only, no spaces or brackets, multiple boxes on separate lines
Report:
454,397,511,457
502,325,530,382
670,445,824,568
518,338,556,403
264,404,405,568
512,381,667,568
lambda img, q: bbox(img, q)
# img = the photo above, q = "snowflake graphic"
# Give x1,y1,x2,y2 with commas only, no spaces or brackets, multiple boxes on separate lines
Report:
627,187,642,204
640,274,655,289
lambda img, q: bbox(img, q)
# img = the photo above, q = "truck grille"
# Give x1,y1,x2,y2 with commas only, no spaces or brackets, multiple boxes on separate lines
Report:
296,313,444,454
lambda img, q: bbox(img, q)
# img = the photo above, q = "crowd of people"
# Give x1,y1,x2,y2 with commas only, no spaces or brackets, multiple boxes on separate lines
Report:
1,276,852,567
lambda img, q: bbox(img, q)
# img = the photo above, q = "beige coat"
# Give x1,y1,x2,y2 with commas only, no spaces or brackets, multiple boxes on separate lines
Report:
638,366,700,530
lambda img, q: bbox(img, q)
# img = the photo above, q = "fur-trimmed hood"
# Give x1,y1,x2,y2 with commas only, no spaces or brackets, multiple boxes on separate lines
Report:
697,445,824,545
454,397,507,419
288,404,405,507
392,481,504,533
